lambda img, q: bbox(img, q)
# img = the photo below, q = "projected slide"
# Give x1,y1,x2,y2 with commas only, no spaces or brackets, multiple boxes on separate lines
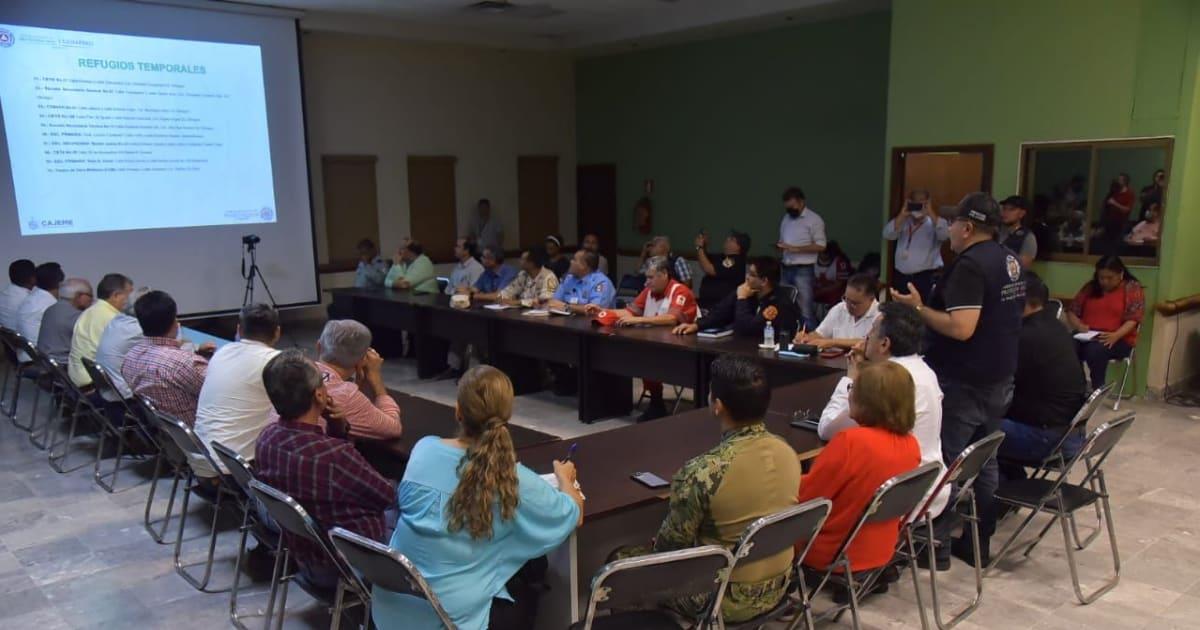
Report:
0,24,277,235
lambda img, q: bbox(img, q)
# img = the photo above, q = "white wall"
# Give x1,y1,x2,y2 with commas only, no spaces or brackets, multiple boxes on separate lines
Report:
301,30,578,270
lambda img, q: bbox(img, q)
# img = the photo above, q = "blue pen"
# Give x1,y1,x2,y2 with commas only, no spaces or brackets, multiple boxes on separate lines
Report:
565,442,578,462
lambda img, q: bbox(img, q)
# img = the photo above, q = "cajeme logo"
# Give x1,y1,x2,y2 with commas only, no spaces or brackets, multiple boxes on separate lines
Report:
0,29,15,48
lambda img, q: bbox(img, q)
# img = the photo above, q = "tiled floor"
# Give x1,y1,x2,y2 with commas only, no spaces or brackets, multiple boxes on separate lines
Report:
2,331,1200,628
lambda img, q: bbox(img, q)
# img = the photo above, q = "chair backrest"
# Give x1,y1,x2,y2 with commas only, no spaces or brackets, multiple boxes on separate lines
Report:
81,357,135,409
916,432,1005,521
0,326,23,364
775,284,799,309
1074,412,1136,468
1047,298,1064,321
1072,383,1115,433
328,527,457,629
248,480,366,592
581,545,735,627
733,499,831,566
210,441,254,494
152,409,223,473
436,277,450,293
865,461,943,524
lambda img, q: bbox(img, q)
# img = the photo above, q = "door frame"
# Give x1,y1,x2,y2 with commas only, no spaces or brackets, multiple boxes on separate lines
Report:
886,144,995,283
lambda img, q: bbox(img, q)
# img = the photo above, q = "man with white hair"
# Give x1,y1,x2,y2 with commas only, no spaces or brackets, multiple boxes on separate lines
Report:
315,319,402,440
37,278,93,364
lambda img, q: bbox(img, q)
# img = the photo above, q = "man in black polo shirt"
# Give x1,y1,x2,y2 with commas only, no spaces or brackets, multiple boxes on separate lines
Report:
998,272,1088,480
891,192,1025,566
672,256,799,338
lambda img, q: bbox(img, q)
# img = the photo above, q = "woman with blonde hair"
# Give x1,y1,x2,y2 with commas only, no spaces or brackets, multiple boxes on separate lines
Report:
373,366,584,629
797,360,921,600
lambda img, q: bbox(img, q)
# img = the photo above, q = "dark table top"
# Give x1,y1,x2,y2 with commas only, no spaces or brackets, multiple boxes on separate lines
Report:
516,372,843,519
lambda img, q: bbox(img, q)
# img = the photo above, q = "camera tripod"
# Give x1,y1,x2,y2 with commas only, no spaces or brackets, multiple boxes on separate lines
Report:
241,237,277,308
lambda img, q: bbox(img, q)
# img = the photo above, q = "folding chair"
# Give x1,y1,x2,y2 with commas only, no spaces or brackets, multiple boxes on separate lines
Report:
793,461,943,630
722,499,832,630
0,327,39,425
45,355,107,474
571,545,736,630
1047,298,1064,321
0,326,15,415
211,441,280,630
247,480,369,630
329,527,456,629
775,285,799,312
901,432,1006,630
80,357,157,492
1108,345,1136,411
26,354,74,450
131,394,188,543
152,410,240,592
988,413,1136,604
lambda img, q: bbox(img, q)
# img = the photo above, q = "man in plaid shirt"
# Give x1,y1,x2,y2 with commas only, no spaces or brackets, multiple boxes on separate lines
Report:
121,290,210,425
255,349,396,589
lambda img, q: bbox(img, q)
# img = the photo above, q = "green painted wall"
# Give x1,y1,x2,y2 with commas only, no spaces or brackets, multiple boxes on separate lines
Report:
886,0,1200,393
576,11,891,260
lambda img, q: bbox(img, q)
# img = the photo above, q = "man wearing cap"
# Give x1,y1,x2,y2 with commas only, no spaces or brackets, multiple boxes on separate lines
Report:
890,192,1025,568
883,189,949,301
548,249,615,313
999,195,1038,268
544,234,570,279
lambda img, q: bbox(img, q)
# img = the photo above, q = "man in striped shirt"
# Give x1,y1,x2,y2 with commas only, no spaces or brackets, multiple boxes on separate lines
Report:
255,349,395,589
121,290,210,425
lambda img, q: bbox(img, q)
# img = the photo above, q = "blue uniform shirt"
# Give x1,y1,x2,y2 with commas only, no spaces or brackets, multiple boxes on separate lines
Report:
475,264,518,294
553,271,615,308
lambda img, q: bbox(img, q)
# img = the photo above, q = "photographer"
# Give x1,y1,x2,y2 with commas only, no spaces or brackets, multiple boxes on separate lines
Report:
882,189,948,301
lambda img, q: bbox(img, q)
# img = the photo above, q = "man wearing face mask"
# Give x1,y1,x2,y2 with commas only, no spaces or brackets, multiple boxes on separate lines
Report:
890,193,1025,568
883,189,948,301
777,187,826,330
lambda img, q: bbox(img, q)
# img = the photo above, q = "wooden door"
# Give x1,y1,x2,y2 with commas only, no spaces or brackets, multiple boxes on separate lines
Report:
576,164,617,271
321,155,379,269
407,156,458,261
518,156,559,249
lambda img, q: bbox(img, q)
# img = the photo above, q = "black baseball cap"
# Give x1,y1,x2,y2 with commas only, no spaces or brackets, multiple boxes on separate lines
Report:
1000,195,1030,211
953,192,1001,228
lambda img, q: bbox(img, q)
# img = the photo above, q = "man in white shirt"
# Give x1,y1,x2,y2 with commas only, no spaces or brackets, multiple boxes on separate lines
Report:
445,237,484,294
817,301,949,562
16,263,63,350
1,259,36,331
193,303,282,476
797,273,880,350
776,187,827,330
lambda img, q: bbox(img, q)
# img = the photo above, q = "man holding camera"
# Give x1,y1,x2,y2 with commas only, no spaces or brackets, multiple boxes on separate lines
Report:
882,189,949,301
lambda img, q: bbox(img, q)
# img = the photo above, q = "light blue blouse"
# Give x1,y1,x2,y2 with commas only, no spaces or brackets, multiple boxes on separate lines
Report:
372,436,579,630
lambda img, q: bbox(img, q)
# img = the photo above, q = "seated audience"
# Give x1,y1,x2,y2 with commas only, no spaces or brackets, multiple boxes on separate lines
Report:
37,278,92,364
193,303,282,476
593,256,697,420
544,234,570,279
121,290,210,425
694,229,749,308
16,262,64,350
467,246,518,296
547,250,615,313
639,235,692,287
374,366,582,630
613,355,800,623
798,361,921,597
95,287,155,398
1064,255,1144,388
1000,272,1089,480
69,273,133,387
1125,202,1162,245
817,302,949,552
385,239,438,294
480,247,558,306
796,272,880,350
673,256,798,339
255,349,396,590
447,238,484,294
354,238,390,289
814,240,854,309
1,259,36,330
314,319,402,441
581,232,609,277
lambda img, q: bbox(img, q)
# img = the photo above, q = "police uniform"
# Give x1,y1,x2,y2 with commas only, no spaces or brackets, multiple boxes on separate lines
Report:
613,423,801,623
552,270,615,308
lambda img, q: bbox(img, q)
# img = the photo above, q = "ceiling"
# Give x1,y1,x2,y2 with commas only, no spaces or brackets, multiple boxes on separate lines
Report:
225,0,889,53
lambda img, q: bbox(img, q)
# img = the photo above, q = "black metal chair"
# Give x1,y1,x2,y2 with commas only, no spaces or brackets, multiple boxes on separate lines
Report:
989,412,1135,605
130,394,188,544
44,354,106,474
211,440,280,630
80,357,157,492
329,526,456,629
1,330,60,438
895,432,1006,630
152,410,240,592
248,479,369,630
571,545,736,630
793,461,943,630
723,499,832,630
0,326,15,415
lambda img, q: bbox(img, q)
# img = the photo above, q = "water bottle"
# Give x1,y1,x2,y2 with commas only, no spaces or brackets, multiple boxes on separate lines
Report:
763,320,775,348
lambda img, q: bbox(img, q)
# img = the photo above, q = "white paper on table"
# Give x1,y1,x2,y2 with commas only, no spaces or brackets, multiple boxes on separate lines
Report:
1073,331,1100,342
484,304,515,310
523,309,550,317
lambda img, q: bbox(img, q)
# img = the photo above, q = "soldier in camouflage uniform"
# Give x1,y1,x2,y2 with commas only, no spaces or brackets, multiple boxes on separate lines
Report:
614,355,802,624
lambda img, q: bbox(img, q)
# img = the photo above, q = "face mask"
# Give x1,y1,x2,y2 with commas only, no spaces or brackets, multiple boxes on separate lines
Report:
910,210,925,219
786,208,800,218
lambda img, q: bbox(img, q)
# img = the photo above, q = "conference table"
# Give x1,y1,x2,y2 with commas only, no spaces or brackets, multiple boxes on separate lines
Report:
328,287,844,422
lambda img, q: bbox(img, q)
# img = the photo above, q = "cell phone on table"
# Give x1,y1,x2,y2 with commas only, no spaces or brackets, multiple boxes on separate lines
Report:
790,416,821,432
631,471,670,489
